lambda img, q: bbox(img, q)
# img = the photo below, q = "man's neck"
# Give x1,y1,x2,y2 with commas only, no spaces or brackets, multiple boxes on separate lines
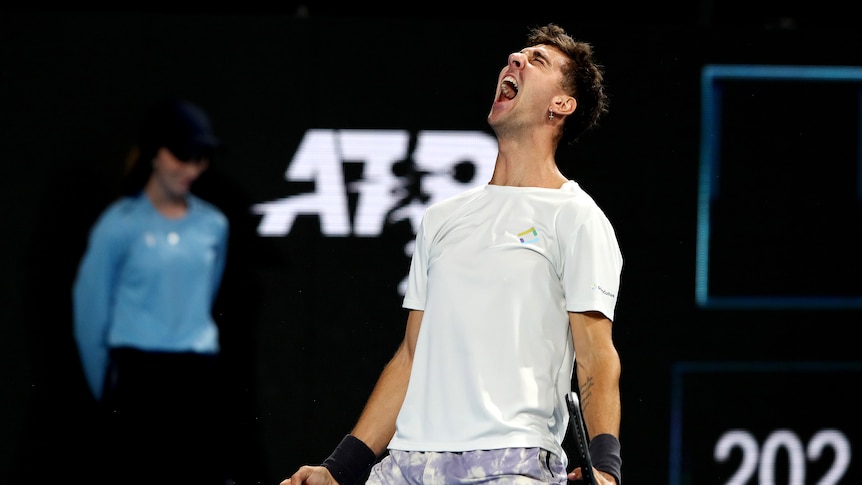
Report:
489,136,567,188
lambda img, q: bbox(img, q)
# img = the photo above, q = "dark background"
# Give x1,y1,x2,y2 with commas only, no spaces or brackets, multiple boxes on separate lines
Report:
3,3,861,484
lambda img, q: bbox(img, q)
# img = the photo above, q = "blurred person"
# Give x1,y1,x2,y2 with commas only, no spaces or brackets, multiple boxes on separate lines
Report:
72,98,229,485
284,23,623,485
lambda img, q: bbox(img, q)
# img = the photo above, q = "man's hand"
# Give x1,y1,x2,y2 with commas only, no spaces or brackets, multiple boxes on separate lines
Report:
567,466,617,484
281,465,339,485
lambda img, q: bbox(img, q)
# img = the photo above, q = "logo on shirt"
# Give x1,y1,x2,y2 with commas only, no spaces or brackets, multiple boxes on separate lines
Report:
518,227,539,244
592,284,616,299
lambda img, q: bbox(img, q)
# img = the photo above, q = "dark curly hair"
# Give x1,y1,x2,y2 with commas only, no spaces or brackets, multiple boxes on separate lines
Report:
526,23,609,145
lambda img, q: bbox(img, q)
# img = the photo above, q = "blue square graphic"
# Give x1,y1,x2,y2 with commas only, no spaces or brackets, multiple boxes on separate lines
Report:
696,65,862,309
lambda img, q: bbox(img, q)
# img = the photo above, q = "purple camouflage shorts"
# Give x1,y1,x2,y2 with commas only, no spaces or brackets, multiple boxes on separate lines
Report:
365,447,567,484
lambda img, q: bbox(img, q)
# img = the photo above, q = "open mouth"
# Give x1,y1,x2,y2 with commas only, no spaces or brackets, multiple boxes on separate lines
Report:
500,75,518,100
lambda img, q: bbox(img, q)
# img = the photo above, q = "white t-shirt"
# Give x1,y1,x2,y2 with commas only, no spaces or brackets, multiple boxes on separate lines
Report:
392,181,623,459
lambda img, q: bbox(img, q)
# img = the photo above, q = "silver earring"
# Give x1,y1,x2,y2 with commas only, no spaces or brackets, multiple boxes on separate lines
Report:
548,110,554,120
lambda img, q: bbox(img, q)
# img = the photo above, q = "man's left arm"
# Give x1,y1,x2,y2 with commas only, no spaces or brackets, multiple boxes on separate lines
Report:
570,310,622,484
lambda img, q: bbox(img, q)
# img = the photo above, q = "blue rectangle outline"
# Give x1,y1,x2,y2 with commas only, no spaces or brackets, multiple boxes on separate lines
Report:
696,64,862,309
668,360,862,485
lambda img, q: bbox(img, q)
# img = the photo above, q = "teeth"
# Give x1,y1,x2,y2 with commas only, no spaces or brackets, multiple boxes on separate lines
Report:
501,76,518,100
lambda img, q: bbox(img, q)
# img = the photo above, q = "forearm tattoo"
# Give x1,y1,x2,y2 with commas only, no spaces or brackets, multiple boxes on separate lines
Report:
579,376,594,413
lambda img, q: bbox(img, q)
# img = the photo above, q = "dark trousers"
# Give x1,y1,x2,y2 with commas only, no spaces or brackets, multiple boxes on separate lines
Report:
97,347,227,485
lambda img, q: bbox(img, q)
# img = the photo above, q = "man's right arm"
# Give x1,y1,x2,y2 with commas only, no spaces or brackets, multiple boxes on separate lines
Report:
350,309,422,453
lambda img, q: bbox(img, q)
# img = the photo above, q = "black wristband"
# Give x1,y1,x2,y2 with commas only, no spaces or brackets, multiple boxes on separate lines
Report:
321,434,377,485
589,433,622,485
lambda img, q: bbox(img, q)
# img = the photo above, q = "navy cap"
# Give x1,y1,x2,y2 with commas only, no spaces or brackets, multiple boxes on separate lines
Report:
139,98,220,162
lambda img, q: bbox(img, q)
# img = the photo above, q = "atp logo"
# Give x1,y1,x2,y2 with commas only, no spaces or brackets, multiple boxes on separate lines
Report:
252,129,497,237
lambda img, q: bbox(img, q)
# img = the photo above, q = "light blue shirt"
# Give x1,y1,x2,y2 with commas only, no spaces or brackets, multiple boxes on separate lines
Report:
72,193,228,400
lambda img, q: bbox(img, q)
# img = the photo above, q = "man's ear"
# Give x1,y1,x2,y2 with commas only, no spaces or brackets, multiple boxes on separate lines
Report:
554,95,577,116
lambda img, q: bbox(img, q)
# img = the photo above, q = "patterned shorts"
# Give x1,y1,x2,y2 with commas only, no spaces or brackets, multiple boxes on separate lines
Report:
365,447,567,484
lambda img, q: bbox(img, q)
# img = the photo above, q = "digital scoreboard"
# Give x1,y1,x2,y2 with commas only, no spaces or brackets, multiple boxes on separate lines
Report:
669,361,861,485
